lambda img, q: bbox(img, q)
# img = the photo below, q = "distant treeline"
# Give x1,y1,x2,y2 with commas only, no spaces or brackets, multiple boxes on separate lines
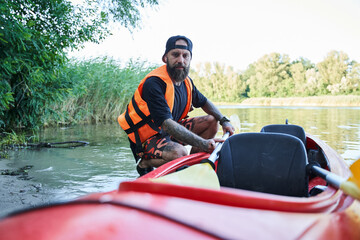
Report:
191,51,360,102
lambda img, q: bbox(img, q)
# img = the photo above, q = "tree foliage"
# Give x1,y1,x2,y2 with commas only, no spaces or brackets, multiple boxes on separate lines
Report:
317,51,352,94
191,63,246,102
93,0,159,30
189,51,359,102
244,51,359,98
247,53,292,97
0,0,158,131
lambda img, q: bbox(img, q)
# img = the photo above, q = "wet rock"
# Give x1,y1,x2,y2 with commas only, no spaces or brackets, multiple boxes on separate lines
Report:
1,165,34,180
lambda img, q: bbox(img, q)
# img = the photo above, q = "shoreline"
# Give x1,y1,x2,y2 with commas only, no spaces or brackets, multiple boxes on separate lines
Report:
0,159,53,218
215,95,360,107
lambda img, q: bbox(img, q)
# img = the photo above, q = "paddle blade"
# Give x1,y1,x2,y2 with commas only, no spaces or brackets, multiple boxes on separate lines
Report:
150,162,220,190
340,181,360,200
349,158,360,187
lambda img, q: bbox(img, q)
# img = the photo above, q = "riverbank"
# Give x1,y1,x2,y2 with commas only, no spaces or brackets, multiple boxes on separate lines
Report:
214,95,360,107
0,158,53,218
238,95,360,107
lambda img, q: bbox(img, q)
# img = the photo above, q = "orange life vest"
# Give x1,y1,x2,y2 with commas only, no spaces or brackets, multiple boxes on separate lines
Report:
118,65,193,154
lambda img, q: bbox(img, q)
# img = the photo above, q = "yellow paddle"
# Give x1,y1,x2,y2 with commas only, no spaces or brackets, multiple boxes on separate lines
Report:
349,158,360,187
309,158,360,200
150,133,230,190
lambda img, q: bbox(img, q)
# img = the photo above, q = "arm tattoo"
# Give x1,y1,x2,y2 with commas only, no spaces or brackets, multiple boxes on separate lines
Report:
162,119,208,150
201,100,222,121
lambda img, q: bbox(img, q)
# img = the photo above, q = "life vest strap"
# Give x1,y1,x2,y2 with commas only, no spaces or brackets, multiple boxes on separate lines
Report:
124,115,158,135
129,96,160,134
124,99,161,155
124,109,143,154
131,96,147,120
124,96,160,135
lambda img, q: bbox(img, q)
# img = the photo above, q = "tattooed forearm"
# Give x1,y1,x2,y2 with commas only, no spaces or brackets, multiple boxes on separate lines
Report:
162,119,208,150
201,100,222,121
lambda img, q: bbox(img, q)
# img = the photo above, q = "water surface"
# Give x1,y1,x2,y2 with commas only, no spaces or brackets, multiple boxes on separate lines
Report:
5,106,360,202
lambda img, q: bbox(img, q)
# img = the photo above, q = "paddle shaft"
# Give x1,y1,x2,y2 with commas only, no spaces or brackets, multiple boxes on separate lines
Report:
311,165,342,188
310,164,360,199
207,132,230,163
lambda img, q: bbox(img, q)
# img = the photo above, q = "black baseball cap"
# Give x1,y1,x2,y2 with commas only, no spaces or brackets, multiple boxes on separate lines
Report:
162,35,193,63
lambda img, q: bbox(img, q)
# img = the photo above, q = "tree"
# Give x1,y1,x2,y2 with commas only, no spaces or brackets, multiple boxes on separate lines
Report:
304,68,321,96
316,51,350,94
247,53,292,97
344,62,360,94
289,58,315,96
289,62,306,96
191,62,246,102
0,0,158,131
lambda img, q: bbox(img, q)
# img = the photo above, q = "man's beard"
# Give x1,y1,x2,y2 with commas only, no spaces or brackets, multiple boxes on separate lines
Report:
167,63,190,83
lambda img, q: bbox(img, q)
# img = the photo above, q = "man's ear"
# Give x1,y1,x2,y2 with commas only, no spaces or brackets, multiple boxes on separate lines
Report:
162,55,167,63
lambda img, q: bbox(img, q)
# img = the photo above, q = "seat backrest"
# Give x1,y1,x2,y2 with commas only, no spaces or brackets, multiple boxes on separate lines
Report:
216,132,309,197
260,124,306,146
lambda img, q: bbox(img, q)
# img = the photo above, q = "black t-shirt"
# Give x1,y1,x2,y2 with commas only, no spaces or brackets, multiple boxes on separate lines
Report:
142,76,207,127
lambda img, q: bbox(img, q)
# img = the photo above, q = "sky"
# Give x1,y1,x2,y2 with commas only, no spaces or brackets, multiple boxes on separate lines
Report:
69,0,360,71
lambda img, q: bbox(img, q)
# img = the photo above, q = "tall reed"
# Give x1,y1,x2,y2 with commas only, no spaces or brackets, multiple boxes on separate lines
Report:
44,58,158,126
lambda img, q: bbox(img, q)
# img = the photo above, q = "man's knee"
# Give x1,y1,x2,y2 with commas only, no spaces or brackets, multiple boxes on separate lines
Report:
163,143,188,161
208,115,218,125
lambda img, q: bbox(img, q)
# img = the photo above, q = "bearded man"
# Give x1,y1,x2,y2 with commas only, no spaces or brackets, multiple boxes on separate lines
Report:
118,35,235,176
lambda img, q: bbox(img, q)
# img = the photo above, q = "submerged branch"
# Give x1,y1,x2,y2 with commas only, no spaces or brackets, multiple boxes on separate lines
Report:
26,141,89,148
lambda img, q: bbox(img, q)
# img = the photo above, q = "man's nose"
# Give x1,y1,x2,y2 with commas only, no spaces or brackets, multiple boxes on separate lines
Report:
177,55,185,64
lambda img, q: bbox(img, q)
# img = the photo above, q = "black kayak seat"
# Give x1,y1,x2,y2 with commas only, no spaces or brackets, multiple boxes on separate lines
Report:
217,132,309,197
260,124,306,146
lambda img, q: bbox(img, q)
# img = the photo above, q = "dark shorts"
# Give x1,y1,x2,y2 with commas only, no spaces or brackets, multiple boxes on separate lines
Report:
141,118,195,160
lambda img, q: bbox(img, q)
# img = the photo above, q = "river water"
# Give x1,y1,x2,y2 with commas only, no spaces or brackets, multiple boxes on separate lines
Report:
4,106,360,203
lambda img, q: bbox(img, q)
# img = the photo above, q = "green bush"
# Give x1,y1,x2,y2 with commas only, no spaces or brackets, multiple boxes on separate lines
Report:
0,0,158,132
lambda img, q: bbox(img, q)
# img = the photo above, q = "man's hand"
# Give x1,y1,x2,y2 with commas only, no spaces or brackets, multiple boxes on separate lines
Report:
200,100,236,136
205,137,225,153
222,121,235,136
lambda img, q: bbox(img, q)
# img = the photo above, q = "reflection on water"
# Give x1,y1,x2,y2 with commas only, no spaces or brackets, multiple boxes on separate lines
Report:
6,107,360,201
211,106,360,163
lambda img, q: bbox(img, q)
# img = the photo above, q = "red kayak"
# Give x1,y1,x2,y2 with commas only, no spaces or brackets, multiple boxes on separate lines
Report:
0,124,359,239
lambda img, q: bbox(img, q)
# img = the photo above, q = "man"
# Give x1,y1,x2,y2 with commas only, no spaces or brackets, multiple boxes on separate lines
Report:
118,35,235,176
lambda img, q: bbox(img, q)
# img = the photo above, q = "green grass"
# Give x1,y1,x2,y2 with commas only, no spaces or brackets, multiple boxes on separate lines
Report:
0,131,28,158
